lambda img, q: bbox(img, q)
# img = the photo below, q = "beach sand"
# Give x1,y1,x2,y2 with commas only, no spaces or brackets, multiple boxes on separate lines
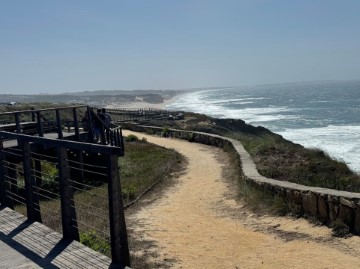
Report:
105,100,168,110
125,130,360,268
104,90,190,110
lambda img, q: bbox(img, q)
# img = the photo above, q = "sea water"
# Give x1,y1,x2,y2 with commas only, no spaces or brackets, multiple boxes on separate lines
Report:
165,80,360,173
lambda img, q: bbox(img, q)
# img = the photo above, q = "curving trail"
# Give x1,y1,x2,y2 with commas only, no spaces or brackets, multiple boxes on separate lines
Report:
124,130,360,269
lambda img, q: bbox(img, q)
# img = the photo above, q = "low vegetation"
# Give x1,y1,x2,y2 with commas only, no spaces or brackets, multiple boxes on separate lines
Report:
15,139,182,256
120,138,181,205
222,144,295,216
234,132,360,192
125,134,139,142
142,112,360,192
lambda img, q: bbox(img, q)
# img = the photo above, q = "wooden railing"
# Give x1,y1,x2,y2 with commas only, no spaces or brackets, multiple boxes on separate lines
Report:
0,105,88,140
0,131,130,267
107,108,184,123
0,106,125,149
88,109,124,147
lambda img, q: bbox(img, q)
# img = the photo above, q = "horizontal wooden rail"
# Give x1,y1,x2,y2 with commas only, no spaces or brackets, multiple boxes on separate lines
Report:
0,105,88,116
0,128,129,266
0,131,123,155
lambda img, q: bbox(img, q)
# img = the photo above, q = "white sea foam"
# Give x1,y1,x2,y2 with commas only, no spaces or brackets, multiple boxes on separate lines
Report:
166,89,360,173
206,97,268,105
166,91,297,123
228,107,299,123
278,125,360,173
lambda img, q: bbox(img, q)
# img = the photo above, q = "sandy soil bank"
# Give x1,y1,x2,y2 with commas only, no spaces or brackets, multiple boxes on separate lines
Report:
124,130,360,269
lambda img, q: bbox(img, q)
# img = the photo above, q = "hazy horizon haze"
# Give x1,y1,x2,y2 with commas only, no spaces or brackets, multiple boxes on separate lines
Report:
1,0,359,94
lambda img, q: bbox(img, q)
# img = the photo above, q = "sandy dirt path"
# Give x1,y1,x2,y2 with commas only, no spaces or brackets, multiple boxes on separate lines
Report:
124,130,360,269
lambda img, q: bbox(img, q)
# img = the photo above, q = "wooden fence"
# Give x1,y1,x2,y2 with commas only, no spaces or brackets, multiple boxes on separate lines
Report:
0,126,130,267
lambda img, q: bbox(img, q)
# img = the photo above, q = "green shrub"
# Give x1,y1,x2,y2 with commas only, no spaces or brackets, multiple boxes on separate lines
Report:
122,184,137,200
126,134,138,142
80,230,110,255
161,127,170,137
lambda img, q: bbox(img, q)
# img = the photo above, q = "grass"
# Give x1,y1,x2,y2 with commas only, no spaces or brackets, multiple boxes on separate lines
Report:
222,143,296,216
233,132,360,192
120,139,181,205
14,139,182,257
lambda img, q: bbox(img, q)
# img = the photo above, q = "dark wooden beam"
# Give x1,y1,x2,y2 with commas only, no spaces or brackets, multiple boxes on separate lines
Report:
0,131,123,155
72,108,80,141
14,113,21,134
58,146,79,241
0,105,88,117
55,109,63,139
22,141,41,222
36,112,44,137
107,154,130,267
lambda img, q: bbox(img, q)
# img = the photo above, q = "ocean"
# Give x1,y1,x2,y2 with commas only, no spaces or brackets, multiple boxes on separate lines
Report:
165,80,360,173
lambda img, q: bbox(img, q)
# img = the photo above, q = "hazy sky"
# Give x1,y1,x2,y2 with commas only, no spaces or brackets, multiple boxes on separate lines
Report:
1,0,359,94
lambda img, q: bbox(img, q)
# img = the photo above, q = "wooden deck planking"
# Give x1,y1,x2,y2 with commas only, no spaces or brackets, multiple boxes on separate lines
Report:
0,207,112,269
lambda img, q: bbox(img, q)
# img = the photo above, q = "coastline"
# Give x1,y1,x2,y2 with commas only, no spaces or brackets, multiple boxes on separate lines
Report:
106,100,169,110
105,91,188,110
103,83,360,174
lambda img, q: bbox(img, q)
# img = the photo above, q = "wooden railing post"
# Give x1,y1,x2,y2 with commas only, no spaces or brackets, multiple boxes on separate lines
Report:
87,107,94,143
36,111,44,137
73,108,80,141
116,130,121,148
120,129,124,152
107,153,130,267
56,109,63,139
22,141,42,222
0,147,12,209
57,146,79,241
15,113,21,134
110,131,114,146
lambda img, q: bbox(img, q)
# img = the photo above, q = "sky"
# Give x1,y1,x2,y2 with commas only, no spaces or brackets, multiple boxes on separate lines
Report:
0,0,359,94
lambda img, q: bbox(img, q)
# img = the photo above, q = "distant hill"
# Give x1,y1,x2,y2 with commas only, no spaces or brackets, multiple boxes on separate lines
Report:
0,88,195,107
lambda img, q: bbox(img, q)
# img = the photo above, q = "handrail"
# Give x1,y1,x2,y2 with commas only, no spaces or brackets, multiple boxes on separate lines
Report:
0,105,87,116
0,131,123,155
0,128,129,266
0,105,124,149
88,108,124,147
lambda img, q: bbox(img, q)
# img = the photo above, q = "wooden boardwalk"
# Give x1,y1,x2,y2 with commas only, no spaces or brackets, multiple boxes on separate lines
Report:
0,207,112,269
0,106,130,268
2,132,77,149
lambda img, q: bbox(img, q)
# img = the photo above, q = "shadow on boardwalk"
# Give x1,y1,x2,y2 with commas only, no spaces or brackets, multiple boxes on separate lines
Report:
0,207,112,269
